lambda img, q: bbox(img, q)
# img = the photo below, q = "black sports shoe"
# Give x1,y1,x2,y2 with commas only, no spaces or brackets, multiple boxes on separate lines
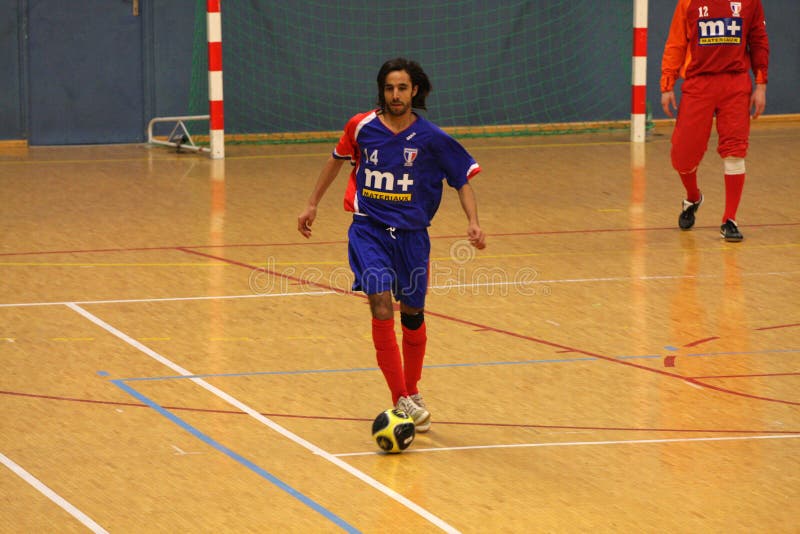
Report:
679,194,703,230
720,219,743,242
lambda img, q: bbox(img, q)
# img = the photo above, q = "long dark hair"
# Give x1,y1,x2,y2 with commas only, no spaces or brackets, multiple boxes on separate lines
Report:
376,58,432,111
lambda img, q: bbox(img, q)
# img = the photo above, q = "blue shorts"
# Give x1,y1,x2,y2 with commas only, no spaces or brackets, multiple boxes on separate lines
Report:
348,215,430,309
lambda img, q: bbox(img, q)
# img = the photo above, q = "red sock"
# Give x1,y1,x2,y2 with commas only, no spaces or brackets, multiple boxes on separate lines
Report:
679,170,701,203
723,173,745,223
402,322,427,395
372,318,406,403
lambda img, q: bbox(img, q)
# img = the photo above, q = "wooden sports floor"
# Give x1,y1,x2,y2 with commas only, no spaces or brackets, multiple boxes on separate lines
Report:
1,120,799,533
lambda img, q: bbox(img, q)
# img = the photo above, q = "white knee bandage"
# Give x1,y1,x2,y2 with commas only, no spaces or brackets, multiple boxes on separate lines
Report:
724,157,746,175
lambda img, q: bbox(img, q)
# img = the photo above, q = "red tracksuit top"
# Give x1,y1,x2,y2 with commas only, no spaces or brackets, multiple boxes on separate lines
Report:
661,0,769,92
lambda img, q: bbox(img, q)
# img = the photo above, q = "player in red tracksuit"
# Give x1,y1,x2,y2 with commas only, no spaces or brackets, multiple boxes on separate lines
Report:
661,0,769,241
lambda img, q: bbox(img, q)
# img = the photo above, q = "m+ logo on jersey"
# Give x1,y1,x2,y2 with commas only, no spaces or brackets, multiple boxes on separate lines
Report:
363,169,414,202
698,17,742,45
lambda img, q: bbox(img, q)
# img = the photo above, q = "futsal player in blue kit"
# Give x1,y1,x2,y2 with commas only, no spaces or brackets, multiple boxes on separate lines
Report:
297,58,486,433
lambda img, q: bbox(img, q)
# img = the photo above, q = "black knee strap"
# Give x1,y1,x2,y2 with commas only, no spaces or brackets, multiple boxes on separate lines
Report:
400,311,425,330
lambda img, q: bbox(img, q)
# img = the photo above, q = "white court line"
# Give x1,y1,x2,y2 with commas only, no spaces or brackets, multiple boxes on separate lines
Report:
1,270,795,309
428,269,799,290
65,303,459,534
334,433,800,457
0,290,337,308
1,452,109,533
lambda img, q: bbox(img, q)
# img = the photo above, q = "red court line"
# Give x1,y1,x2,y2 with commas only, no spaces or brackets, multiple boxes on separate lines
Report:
3,390,798,434
1,221,797,257
177,247,800,407
692,372,800,380
0,245,179,257
0,242,345,257
755,323,800,331
684,336,720,348
480,221,800,239
177,247,351,295
423,308,800,407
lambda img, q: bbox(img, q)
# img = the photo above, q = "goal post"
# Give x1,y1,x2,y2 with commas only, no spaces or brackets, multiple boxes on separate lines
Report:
631,0,649,143
206,0,224,158
147,1,224,158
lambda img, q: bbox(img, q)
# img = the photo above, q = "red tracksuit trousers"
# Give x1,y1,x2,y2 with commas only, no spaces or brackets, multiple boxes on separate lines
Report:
671,71,752,173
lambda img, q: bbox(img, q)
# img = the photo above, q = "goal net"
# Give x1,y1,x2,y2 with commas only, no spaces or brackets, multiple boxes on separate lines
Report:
188,1,636,144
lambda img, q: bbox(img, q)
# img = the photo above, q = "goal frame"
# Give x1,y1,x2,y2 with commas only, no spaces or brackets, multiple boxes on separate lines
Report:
151,1,647,156
147,0,224,158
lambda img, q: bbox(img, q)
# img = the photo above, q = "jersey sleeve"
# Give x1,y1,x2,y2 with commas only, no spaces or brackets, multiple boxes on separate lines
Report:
434,131,481,189
334,112,371,213
660,0,691,92
333,115,360,161
749,0,769,84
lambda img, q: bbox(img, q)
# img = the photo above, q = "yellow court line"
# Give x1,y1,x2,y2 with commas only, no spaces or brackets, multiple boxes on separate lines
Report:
466,133,800,152
1,120,796,165
12,338,310,344
0,242,796,269
433,243,800,261
3,131,798,165
0,141,636,164
0,157,199,165
274,242,800,266
5,244,796,268
251,260,348,267
0,262,229,267
228,131,796,156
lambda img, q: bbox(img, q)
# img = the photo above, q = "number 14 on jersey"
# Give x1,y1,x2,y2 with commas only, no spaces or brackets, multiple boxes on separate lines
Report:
364,149,379,165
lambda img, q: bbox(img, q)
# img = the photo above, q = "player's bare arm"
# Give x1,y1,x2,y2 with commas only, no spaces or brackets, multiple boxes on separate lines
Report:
457,182,486,249
298,156,346,238
661,90,677,118
751,83,767,119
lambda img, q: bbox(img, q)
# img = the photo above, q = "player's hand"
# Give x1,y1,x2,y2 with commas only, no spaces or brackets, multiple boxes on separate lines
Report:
297,206,317,238
467,224,486,250
661,91,677,118
751,84,767,119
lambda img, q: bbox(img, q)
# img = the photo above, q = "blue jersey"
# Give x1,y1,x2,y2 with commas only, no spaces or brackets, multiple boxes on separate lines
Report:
334,110,480,230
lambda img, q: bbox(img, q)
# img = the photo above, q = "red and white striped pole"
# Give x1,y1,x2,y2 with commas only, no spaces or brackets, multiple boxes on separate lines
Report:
631,0,648,143
207,0,224,158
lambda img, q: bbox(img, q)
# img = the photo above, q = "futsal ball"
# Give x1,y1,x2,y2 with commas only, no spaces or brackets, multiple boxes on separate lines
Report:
372,408,416,453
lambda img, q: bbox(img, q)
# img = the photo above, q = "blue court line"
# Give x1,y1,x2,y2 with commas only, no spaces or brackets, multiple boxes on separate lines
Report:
113,349,800,383
119,367,380,382
425,357,600,367
617,349,800,359
685,349,800,357
115,357,607,382
111,380,360,533
117,358,600,382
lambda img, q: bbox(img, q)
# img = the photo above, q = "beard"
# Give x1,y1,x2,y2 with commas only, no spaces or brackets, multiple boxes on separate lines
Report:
385,100,411,116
